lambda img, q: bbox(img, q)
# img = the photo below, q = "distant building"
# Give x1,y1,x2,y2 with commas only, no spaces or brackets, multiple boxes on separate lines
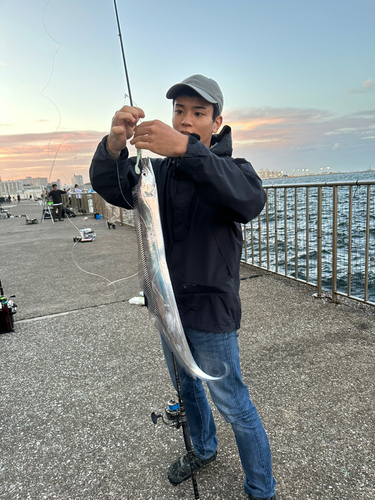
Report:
48,179,63,189
24,176,48,187
72,174,83,187
0,180,24,197
257,169,285,179
0,176,50,199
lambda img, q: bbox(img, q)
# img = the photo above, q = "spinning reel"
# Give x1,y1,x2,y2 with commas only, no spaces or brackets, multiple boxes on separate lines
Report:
151,399,181,428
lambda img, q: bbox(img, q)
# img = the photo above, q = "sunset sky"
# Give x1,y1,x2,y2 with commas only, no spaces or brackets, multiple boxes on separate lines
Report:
1,0,374,184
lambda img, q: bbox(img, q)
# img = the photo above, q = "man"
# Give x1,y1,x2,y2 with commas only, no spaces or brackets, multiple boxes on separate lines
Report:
48,184,69,221
74,184,82,212
90,75,276,500
104,201,120,229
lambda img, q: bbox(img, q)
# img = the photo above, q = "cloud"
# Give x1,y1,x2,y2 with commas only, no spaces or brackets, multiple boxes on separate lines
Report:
0,130,107,182
224,107,375,173
225,107,375,153
1,109,374,180
347,79,375,94
0,131,104,157
0,129,146,182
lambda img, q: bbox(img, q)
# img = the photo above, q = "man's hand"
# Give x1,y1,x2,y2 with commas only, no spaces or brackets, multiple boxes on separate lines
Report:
107,106,145,156
130,120,189,157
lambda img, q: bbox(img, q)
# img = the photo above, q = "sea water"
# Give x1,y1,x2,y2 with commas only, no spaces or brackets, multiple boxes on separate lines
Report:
246,171,375,302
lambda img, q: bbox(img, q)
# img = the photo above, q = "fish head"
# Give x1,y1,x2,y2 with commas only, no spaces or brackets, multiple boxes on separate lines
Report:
139,158,157,198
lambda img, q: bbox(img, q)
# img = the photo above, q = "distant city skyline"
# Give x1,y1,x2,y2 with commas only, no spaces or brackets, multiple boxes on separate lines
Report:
0,172,87,185
1,0,374,182
0,171,90,198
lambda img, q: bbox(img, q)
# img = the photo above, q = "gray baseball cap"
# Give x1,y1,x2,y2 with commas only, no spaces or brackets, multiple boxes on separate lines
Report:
166,74,224,115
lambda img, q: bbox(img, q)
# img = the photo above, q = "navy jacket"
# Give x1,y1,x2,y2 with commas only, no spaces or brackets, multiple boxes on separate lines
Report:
90,126,266,332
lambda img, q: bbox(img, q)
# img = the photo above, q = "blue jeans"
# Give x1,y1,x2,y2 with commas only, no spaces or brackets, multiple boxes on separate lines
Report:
161,328,276,499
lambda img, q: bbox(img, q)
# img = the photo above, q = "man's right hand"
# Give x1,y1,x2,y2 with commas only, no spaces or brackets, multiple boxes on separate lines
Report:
107,106,145,156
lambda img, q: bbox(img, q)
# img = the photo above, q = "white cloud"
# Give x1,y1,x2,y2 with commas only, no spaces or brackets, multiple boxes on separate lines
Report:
226,107,375,158
347,79,375,93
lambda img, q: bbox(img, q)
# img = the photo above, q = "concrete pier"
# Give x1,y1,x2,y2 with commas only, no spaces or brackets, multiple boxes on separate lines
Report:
1,200,374,499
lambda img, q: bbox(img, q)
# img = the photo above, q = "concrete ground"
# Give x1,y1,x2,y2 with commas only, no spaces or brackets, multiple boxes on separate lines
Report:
0,200,374,500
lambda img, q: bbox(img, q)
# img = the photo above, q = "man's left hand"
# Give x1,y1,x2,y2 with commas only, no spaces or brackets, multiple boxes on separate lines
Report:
129,120,189,157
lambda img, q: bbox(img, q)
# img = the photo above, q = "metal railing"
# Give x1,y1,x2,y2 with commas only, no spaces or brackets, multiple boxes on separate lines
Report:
62,192,103,215
242,179,375,306
63,183,375,306
62,193,134,226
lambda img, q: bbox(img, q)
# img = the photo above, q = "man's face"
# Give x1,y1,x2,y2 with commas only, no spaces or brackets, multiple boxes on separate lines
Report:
172,95,222,148
53,186,57,191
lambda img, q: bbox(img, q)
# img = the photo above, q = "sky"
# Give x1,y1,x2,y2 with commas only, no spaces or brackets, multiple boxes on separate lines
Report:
1,0,374,184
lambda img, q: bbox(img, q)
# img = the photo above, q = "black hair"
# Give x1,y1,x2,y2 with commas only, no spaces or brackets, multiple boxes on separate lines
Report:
173,87,220,121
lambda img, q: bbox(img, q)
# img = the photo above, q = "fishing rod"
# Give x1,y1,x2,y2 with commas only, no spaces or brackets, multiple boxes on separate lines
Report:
113,0,133,106
111,4,200,497
151,353,200,499
172,353,200,499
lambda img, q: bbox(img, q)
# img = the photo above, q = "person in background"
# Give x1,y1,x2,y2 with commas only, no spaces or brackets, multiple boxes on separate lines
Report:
105,201,121,229
47,184,70,221
74,184,83,212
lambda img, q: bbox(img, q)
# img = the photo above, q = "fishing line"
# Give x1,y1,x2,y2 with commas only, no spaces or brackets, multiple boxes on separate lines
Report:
65,219,112,286
66,213,83,233
66,215,139,290
71,241,116,295
39,2,137,295
71,237,133,297
41,0,61,164
47,137,69,184
41,0,71,186
70,240,139,293
112,0,143,207
106,271,140,287
115,156,135,209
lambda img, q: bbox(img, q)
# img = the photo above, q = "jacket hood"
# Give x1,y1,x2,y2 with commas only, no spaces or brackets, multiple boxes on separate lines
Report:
210,125,233,157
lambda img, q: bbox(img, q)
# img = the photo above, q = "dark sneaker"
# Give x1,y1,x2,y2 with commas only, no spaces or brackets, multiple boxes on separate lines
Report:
112,223,116,229
106,221,111,229
248,494,276,500
167,450,217,485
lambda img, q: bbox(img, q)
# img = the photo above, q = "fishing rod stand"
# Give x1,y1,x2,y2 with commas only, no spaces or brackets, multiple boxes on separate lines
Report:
40,193,54,224
151,352,200,499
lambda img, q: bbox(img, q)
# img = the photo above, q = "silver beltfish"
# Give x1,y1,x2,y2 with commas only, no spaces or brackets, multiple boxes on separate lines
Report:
132,157,222,381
